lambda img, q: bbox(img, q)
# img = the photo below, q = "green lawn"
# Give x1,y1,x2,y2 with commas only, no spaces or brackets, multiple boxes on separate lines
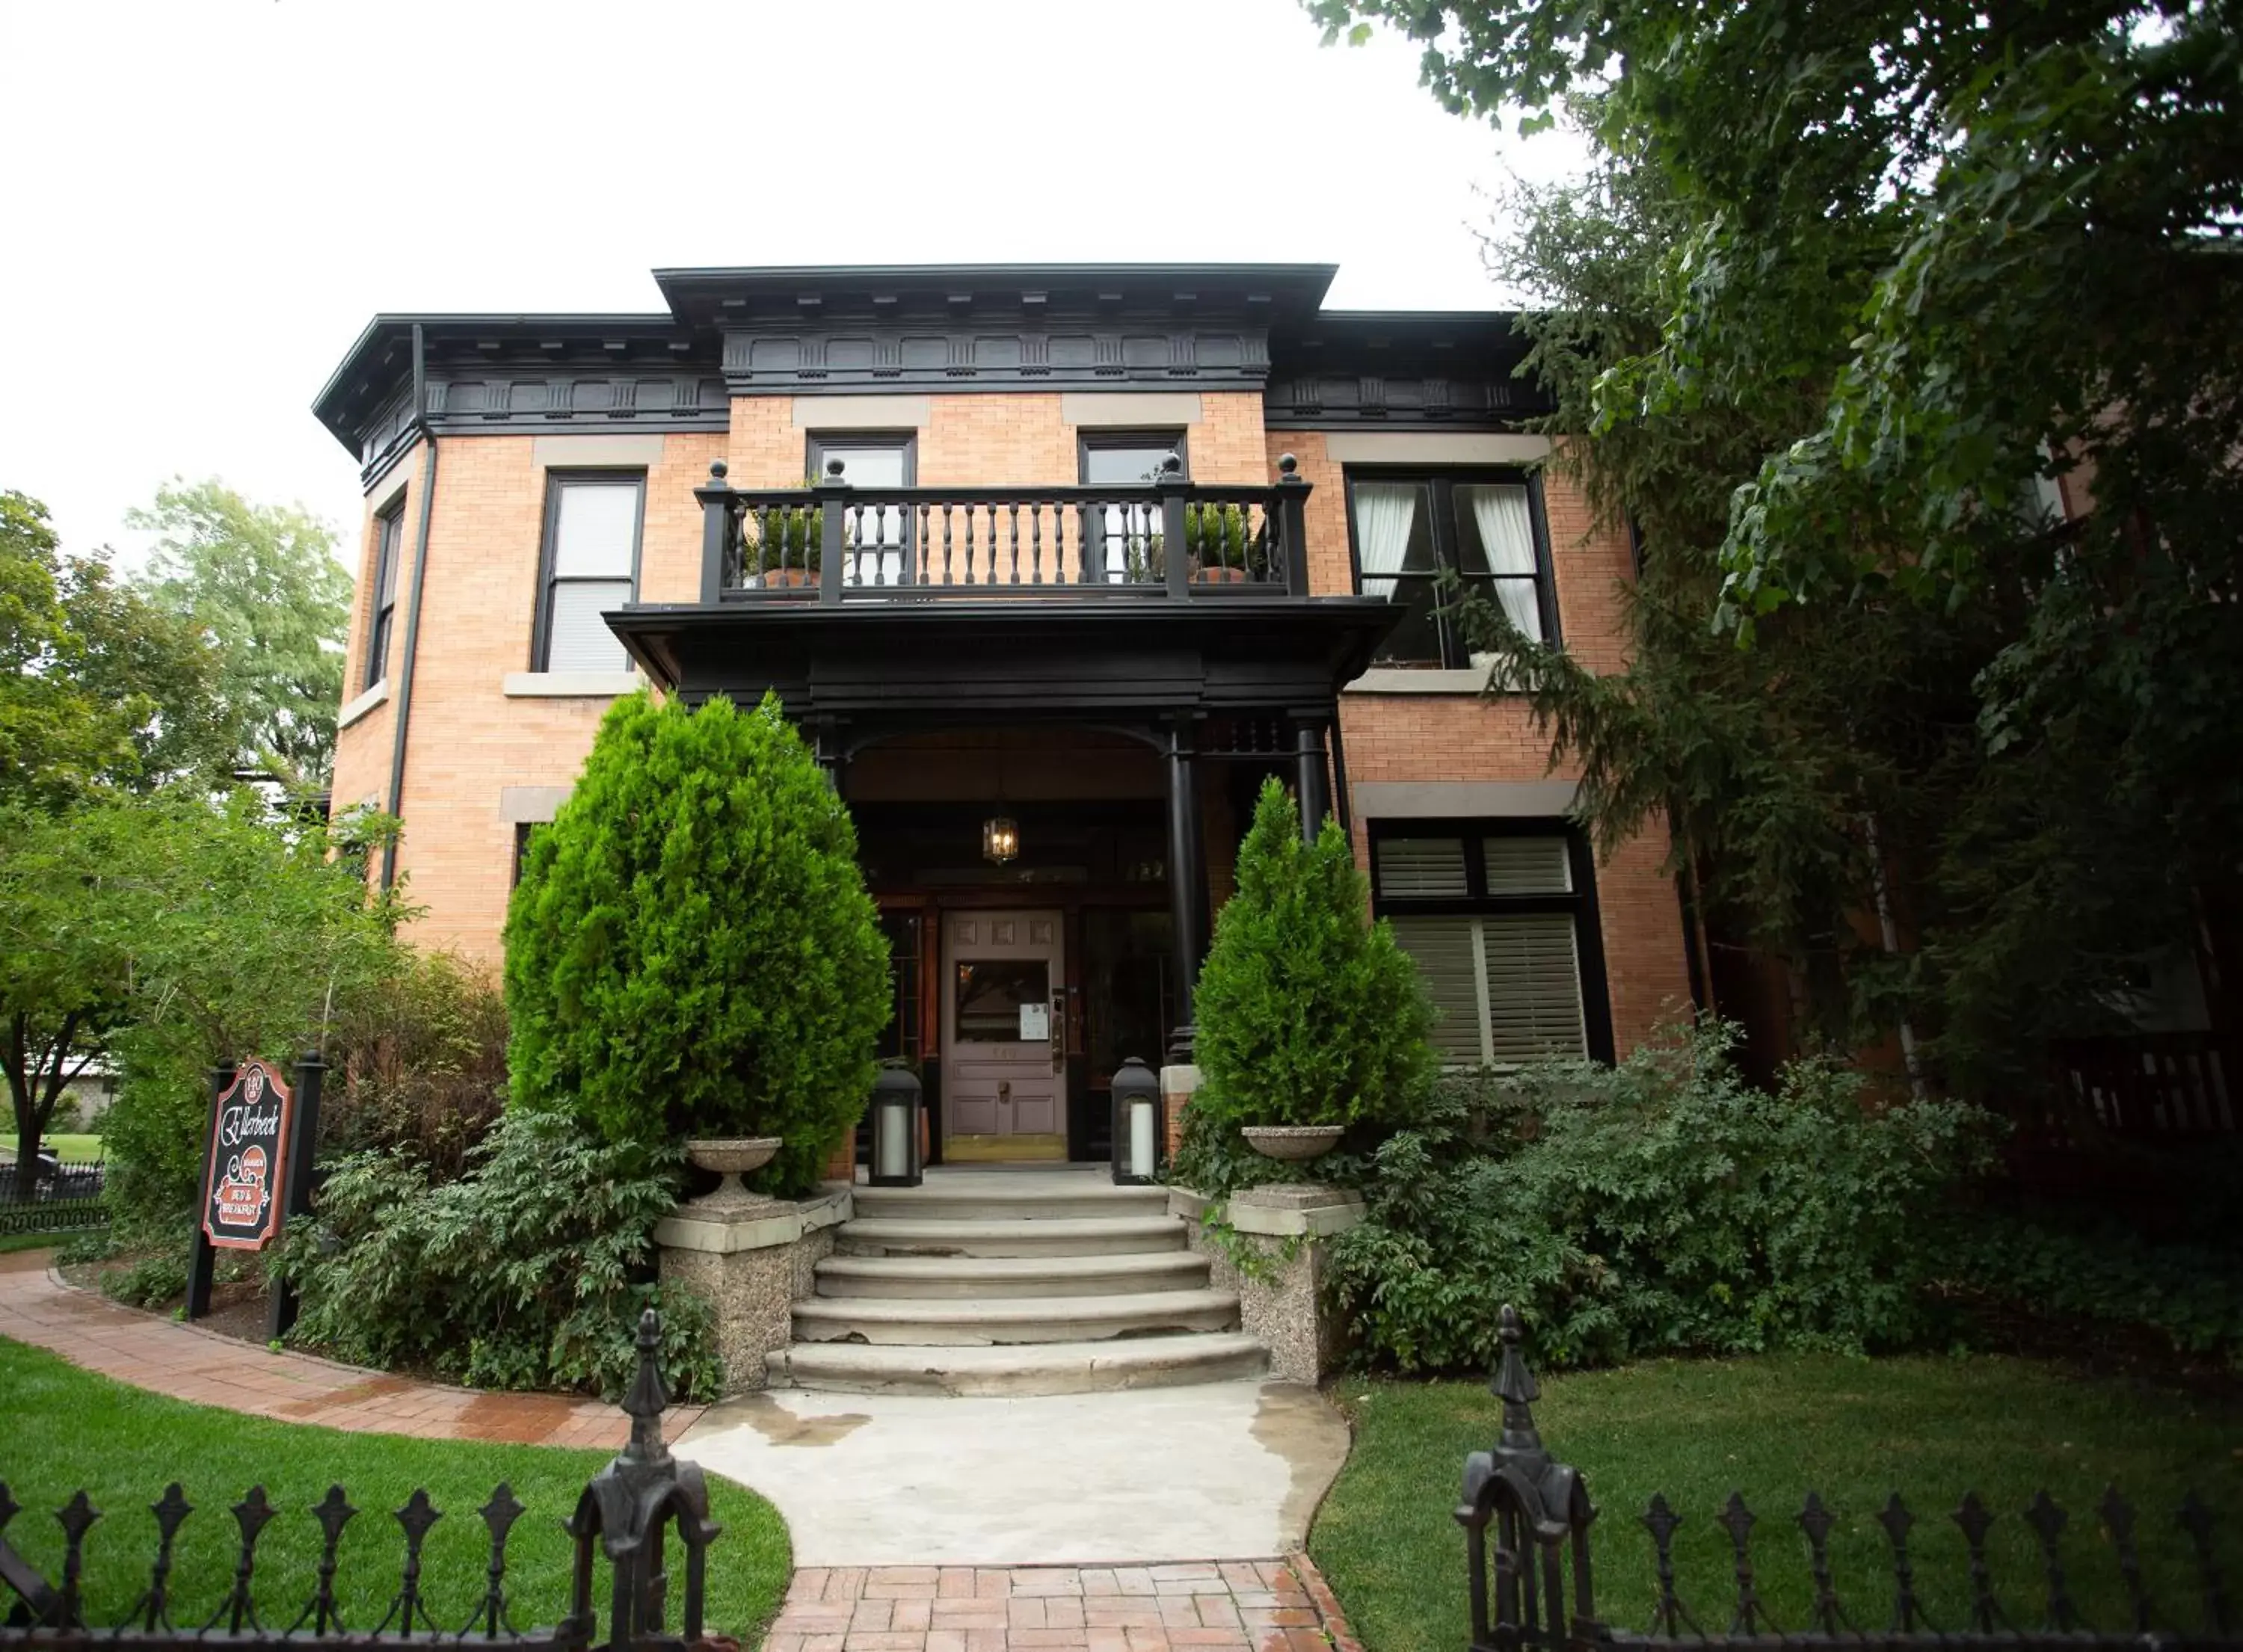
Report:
0,1337,790,1642
1312,1354,2243,1652
1,1133,105,1162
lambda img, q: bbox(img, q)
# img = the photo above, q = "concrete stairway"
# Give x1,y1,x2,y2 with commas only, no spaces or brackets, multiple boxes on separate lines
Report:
772,1169,1267,1396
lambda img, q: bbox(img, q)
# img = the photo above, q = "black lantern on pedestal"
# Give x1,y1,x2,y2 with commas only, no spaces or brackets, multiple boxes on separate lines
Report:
869,1064,923,1187
1110,1055,1163,1186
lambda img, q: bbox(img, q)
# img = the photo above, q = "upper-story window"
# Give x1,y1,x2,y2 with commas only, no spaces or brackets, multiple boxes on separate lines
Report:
535,473,644,673
364,499,405,690
807,433,914,586
1346,469,1554,668
1080,430,1186,582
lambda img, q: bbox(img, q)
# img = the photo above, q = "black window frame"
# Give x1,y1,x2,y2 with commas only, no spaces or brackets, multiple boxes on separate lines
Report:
1343,466,1559,669
1075,428,1189,483
531,470,646,673
364,499,406,691
804,430,918,486
1368,818,1614,1062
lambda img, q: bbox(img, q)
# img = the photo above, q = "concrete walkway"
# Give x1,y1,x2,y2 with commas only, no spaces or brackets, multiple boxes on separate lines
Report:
684,1378,1351,1567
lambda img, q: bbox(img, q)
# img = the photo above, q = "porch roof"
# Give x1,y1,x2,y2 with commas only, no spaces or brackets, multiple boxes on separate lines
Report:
606,596,1397,724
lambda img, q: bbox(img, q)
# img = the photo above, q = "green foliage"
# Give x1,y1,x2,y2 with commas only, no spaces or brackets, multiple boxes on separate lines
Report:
321,949,509,1180
278,1110,721,1399
1325,1022,1996,1374
1939,1215,2243,1363
745,483,824,577
0,489,233,808
505,691,890,1198
99,1252,188,1310
126,479,352,791
1189,778,1435,1140
1309,0,2243,1097
1182,503,1258,573
44,793,409,1233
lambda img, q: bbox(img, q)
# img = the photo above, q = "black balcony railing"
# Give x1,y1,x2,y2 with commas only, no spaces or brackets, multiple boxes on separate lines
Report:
692,452,1314,603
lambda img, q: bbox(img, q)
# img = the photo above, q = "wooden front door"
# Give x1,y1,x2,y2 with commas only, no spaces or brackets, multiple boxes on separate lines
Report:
943,910,1066,1160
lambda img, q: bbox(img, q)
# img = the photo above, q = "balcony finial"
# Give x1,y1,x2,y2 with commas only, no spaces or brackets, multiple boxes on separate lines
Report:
1278,452,1299,478
1159,451,1184,478
708,458,727,481
825,455,846,480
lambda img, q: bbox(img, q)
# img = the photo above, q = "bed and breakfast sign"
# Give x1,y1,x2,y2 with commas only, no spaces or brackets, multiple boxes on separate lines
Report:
200,1058,295,1250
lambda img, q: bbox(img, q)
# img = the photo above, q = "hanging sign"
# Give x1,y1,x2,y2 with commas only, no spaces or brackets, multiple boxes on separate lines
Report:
200,1058,295,1251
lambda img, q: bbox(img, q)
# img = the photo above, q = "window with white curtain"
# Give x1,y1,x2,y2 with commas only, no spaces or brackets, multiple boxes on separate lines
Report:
1346,469,1554,667
535,475,643,672
1372,826,1607,1065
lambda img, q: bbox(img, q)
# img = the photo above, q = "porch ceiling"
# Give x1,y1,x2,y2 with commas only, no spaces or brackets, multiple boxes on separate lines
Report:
606,597,1398,723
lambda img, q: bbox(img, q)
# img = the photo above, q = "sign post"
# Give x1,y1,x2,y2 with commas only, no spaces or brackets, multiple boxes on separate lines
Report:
265,1050,325,1341
184,1061,234,1321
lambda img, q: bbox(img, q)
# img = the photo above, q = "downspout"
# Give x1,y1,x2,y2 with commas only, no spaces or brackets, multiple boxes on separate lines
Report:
379,322,438,891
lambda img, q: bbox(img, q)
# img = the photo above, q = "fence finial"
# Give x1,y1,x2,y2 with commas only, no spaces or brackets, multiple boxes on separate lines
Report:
621,1307,671,1467
1490,1303,1545,1463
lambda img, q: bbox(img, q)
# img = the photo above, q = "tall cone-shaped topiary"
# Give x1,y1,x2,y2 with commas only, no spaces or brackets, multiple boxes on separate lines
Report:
504,690,890,1198
1192,777,1436,1130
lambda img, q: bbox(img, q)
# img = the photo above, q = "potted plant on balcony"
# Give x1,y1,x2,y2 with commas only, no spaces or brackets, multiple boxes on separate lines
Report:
1190,777,1436,1169
505,690,893,1200
1183,502,1261,583
745,481,822,588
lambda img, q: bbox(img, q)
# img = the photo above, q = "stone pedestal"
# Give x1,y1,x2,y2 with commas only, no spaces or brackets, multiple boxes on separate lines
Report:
656,1184,851,1392
1170,1183,1364,1384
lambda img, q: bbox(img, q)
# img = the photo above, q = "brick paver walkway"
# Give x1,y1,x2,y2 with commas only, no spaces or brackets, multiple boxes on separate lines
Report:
762,1559,1362,1652
0,1250,704,1448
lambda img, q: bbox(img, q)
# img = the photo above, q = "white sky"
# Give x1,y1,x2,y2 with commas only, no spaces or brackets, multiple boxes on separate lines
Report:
0,0,1580,567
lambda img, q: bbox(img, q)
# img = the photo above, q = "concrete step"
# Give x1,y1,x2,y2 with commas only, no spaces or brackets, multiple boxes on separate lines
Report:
813,1251,1208,1300
772,1331,1270,1396
793,1288,1240,1346
835,1214,1187,1259
852,1180,1172,1224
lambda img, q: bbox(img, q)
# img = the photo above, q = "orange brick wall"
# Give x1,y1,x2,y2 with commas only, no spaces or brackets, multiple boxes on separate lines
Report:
1272,428,1692,1055
726,392,1270,488
335,431,724,964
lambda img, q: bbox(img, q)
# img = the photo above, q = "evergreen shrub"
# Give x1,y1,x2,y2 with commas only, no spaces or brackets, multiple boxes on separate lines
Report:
504,691,890,1197
1184,777,1435,1147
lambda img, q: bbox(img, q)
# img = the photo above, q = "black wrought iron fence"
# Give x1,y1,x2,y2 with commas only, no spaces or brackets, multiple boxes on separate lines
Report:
0,1312,719,1652
0,1160,108,1236
1460,1306,2236,1652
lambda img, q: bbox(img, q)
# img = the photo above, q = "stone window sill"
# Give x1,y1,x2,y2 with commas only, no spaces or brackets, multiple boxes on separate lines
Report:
1344,665,1495,695
337,680,389,730
501,671,642,698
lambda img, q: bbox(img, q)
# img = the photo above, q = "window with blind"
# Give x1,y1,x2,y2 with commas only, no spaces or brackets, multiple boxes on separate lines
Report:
1371,827,1609,1064
535,474,644,672
1345,469,1556,668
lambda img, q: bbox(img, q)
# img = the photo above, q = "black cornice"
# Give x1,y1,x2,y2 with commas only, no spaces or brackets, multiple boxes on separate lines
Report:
311,265,1557,479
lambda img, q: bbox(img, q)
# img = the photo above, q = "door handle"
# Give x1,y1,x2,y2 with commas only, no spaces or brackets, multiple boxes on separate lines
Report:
1050,991,1066,1073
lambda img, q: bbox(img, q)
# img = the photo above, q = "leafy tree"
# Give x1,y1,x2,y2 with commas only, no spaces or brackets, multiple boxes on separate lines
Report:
0,490,233,807
1308,0,2243,1092
38,793,407,1230
1189,777,1435,1137
504,691,890,1199
128,479,353,792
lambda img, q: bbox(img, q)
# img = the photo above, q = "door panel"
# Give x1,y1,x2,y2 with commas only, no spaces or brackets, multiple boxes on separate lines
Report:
943,910,1065,1151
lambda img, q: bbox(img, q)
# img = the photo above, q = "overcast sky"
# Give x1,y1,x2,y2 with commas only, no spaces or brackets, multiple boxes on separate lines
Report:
0,0,1578,567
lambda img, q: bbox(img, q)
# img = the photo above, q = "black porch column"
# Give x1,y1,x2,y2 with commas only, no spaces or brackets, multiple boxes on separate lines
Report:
1292,712,1332,841
1164,718,1207,1061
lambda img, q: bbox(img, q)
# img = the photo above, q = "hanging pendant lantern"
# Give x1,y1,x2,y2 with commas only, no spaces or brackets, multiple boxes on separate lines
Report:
982,814,1021,865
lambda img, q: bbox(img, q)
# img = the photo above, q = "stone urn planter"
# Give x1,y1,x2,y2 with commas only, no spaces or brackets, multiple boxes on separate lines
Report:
1241,1124,1344,1162
684,1136,783,1213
